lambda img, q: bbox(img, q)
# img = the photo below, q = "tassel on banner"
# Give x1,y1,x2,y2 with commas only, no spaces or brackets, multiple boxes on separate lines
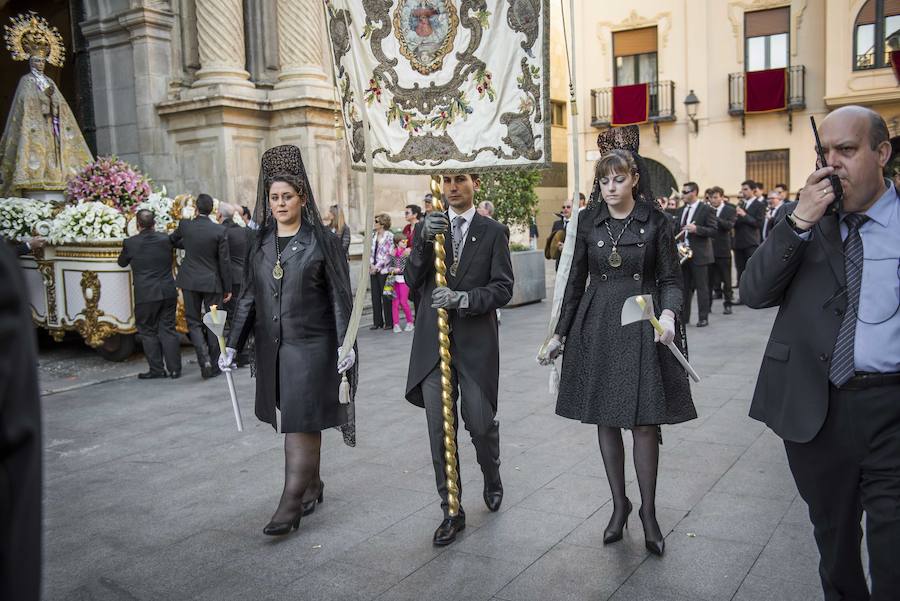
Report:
339,373,351,405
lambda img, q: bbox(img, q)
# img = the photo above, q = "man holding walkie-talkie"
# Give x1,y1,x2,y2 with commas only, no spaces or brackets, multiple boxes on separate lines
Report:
741,105,900,601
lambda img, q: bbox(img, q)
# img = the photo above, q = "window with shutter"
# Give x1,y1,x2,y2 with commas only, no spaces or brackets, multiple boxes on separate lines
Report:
745,7,790,72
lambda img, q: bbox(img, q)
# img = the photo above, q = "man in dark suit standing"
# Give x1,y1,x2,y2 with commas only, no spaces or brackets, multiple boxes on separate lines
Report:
170,194,232,378
544,198,572,270
406,173,514,546
707,187,736,314
118,210,182,379
676,182,717,327
217,202,249,366
733,179,766,291
741,106,900,601
0,244,41,601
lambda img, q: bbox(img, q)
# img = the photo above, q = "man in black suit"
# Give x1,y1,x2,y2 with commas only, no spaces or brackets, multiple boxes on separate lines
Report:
676,182,717,327
170,194,232,378
741,106,900,600
733,180,766,290
544,198,572,270
217,202,249,366
0,244,41,601
406,173,514,546
707,187,736,314
118,210,182,379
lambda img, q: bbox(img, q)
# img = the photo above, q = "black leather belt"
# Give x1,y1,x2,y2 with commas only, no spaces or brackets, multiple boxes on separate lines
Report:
840,372,900,390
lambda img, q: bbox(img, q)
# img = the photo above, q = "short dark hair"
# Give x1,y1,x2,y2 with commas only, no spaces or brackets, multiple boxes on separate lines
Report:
241,205,251,218
136,209,155,230
774,183,788,191
405,204,422,218
741,180,755,189
578,193,586,201
709,186,725,196
683,182,699,194
196,194,214,215
753,181,765,190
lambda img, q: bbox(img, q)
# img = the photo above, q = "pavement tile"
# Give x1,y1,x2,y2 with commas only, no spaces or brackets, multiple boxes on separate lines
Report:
733,573,824,601
747,522,822,590
563,504,687,551
674,491,792,546
340,515,452,576
259,560,401,601
517,472,612,518
711,455,799,502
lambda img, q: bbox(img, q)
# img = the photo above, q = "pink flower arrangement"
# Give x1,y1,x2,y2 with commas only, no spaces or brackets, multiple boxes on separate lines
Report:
65,156,153,212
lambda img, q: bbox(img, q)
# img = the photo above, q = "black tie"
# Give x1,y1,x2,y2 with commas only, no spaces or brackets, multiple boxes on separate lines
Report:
829,213,870,386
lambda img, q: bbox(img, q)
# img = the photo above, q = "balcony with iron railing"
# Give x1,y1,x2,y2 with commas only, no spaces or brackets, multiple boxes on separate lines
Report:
728,65,806,115
590,80,677,129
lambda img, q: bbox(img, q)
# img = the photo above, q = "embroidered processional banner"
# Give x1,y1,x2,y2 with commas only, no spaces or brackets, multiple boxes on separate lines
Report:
325,0,550,174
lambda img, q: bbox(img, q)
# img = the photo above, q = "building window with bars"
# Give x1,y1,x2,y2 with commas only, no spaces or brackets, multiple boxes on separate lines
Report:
550,100,566,127
745,7,790,72
746,149,790,193
854,0,900,70
613,27,658,86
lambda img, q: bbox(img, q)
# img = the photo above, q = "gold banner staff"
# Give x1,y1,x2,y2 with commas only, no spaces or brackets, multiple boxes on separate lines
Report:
430,175,460,518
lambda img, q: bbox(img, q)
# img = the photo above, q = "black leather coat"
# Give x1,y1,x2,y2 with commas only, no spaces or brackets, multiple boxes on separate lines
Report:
228,222,352,433
555,201,696,427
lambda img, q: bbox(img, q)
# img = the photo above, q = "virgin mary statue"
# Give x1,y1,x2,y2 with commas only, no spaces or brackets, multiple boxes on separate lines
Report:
0,12,92,197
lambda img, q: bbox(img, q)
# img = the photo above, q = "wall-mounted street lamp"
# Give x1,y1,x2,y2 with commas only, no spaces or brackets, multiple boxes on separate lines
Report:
684,90,700,134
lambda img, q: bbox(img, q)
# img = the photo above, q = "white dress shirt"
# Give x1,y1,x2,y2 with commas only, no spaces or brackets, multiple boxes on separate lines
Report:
448,204,478,258
681,200,699,245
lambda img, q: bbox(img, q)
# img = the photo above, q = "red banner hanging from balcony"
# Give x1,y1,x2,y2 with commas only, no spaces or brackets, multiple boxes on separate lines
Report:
611,83,649,126
745,67,787,113
890,51,900,85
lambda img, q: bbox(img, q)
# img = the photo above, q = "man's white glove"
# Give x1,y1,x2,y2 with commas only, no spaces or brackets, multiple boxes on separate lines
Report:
655,311,676,345
337,347,356,374
538,337,563,366
219,347,237,372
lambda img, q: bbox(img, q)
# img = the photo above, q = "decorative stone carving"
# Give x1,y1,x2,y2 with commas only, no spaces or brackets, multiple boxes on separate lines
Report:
275,0,328,88
193,0,253,88
74,270,119,348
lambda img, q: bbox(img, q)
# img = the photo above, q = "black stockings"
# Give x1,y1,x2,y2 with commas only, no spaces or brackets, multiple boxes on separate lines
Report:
271,432,321,523
597,425,662,539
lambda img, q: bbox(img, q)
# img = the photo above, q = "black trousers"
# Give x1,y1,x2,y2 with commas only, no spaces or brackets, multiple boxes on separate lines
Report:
733,246,758,288
708,255,734,306
134,298,181,374
369,273,392,328
681,260,711,323
422,362,501,517
784,383,900,601
222,285,249,364
182,289,222,368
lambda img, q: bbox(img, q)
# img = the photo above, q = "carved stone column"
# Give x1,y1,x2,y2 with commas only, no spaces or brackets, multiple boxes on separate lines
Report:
193,0,253,88
274,0,329,90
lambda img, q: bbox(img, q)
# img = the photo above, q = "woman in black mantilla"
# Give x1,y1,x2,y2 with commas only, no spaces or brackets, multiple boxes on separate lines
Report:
220,145,357,536
542,126,696,556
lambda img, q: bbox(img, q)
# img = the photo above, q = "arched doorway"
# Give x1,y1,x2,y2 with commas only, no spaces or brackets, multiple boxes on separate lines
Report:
642,157,678,199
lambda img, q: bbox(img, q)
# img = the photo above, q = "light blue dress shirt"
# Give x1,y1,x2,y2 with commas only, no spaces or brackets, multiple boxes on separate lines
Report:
844,183,900,373
792,182,900,372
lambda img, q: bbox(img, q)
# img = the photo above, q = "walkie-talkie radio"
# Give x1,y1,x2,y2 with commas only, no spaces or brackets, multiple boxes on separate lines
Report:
810,116,843,215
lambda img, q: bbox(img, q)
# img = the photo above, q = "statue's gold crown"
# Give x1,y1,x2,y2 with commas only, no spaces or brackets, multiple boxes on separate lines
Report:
4,11,65,67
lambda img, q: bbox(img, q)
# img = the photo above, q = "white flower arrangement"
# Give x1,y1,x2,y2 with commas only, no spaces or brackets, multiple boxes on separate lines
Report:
131,189,174,234
48,201,126,244
0,197,55,241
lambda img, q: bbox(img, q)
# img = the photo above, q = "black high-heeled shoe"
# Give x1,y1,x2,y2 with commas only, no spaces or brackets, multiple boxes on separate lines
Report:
263,510,303,536
301,481,325,516
603,498,632,545
638,507,665,556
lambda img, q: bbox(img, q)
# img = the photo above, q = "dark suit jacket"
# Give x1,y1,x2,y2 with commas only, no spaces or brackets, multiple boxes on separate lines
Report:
222,221,248,293
733,198,766,249
740,214,851,443
676,202,717,266
117,229,177,304
405,212,514,408
170,216,232,294
0,244,41,601
712,203,737,258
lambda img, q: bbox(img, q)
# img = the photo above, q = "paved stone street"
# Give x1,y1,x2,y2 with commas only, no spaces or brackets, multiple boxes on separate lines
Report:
41,293,827,601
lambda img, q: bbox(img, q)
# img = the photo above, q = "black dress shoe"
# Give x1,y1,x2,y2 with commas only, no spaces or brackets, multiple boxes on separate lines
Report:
263,511,303,536
433,515,466,546
369,325,381,330
301,481,325,516
696,319,709,327
169,370,182,379
483,481,503,512
603,498,632,545
723,305,733,315
200,363,221,379
639,508,665,556
138,371,167,380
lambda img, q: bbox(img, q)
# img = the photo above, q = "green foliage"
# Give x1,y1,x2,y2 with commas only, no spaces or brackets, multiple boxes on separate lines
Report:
509,242,531,252
474,170,541,230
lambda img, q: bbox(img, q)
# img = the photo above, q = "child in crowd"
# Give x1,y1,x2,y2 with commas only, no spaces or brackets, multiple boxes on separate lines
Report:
390,232,414,333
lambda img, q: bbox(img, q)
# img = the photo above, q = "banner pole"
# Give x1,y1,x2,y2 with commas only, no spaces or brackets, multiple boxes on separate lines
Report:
568,0,580,204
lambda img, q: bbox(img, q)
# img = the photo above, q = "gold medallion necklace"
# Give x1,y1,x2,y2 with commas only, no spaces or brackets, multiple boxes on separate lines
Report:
604,215,635,269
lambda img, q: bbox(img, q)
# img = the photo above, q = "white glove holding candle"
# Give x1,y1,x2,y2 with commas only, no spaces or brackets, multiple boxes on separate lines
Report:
654,311,676,345
218,347,237,372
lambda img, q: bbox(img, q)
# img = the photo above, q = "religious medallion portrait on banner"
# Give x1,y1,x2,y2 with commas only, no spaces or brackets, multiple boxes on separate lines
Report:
325,0,550,174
